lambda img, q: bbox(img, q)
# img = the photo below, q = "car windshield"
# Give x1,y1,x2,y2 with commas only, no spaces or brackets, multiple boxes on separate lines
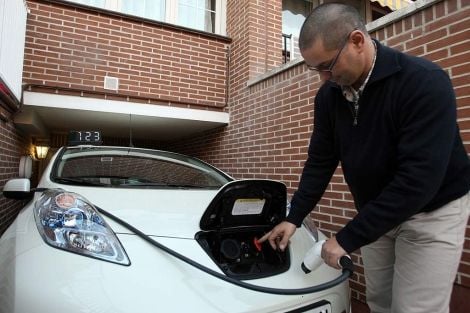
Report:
51,146,231,189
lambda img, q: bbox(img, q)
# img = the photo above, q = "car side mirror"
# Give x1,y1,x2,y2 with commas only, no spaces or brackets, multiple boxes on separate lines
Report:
2,178,33,200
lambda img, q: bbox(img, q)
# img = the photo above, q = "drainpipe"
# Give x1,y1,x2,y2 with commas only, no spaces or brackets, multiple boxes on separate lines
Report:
225,45,231,108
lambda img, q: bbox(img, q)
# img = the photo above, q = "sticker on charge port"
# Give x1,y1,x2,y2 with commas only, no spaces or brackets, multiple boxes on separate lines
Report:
232,199,265,215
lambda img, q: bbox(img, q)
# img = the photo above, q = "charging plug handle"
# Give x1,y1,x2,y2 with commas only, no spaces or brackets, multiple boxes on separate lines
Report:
339,255,354,274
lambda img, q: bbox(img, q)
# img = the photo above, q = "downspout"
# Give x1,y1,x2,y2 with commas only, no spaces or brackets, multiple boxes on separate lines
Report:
225,45,231,108
264,0,268,71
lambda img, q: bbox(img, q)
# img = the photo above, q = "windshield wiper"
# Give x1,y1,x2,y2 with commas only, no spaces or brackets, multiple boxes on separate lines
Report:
54,177,109,186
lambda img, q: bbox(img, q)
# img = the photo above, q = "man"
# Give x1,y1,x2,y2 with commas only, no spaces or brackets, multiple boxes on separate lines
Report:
259,3,470,313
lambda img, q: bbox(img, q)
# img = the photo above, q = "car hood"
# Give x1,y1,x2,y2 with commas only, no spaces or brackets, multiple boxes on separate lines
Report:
40,180,286,239
56,186,218,238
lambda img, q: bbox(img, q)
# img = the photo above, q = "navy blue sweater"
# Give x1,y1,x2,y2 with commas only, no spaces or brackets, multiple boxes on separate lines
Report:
286,40,470,253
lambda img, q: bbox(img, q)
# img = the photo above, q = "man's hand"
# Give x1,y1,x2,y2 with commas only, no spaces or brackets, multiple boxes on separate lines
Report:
321,236,347,269
257,221,297,251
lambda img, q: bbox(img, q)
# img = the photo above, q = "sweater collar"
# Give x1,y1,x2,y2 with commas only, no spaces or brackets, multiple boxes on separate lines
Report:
368,39,402,84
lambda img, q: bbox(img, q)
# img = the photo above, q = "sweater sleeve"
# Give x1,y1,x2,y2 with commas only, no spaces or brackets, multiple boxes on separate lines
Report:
336,69,460,253
286,87,339,226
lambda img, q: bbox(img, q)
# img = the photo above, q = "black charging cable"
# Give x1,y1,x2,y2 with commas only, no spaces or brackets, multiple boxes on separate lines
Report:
97,207,354,295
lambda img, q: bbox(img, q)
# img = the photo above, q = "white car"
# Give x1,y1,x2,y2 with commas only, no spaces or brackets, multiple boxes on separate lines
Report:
1,141,351,313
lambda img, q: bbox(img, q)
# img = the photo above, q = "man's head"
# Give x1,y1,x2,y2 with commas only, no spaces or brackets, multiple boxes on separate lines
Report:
299,3,373,87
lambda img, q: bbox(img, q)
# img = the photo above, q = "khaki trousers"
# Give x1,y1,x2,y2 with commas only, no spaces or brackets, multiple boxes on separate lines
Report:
361,192,470,313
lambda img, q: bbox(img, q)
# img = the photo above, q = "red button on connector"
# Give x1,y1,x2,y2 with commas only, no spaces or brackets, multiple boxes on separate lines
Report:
253,237,262,252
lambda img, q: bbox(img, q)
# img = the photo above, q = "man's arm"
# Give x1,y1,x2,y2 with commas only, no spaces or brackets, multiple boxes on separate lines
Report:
286,87,340,226
336,69,459,253
259,87,339,250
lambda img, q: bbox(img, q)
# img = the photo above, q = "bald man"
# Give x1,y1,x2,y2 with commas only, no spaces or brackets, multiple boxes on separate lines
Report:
259,3,470,313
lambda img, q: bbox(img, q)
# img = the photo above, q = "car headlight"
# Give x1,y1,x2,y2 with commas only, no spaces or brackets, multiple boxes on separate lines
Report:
34,189,130,266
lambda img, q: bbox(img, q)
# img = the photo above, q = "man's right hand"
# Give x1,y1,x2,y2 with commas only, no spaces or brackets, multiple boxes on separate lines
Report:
257,221,297,252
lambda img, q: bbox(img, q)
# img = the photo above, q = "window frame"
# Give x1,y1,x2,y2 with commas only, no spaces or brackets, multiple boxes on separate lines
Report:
63,0,227,36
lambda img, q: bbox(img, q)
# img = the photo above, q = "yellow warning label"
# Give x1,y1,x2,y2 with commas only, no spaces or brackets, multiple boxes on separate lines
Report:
232,198,265,215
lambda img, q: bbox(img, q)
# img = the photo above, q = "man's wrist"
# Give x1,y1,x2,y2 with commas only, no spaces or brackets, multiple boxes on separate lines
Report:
285,213,304,228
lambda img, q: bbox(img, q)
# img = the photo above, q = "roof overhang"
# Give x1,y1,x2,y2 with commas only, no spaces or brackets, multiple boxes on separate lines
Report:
16,91,229,141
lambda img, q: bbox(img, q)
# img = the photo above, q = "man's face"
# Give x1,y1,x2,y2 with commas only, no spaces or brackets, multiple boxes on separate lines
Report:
301,33,363,87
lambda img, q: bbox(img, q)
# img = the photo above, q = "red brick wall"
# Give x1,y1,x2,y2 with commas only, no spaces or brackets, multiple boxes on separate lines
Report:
169,0,470,302
226,0,282,98
23,0,230,109
0,111,32,235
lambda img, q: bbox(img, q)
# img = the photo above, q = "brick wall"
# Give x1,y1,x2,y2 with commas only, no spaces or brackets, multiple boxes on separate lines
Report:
226,0,282,98
23,0,230,109
0,111,32,235
168,0,470,302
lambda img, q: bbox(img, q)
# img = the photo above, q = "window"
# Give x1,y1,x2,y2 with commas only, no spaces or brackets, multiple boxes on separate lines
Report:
178,0,216,33
63,0,226,35
282,0,316,62
54,147,231,188
72,0,105,6
120,0,166,22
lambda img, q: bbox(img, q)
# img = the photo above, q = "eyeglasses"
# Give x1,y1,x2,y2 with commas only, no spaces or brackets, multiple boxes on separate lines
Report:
306,29,355,73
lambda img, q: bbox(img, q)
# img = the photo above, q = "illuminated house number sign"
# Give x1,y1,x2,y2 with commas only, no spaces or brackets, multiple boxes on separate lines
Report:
68,131,102,145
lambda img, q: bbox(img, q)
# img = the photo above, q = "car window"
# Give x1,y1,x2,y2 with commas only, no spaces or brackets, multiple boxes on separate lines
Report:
52,147,231,188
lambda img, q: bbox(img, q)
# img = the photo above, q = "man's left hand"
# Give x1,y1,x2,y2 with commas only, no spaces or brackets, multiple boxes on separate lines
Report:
321,236,347,269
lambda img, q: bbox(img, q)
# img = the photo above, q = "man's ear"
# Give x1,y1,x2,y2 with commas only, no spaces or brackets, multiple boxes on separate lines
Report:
350,30,366,51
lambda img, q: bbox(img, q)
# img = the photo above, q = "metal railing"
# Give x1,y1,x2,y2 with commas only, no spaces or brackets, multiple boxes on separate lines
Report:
282,33,292,63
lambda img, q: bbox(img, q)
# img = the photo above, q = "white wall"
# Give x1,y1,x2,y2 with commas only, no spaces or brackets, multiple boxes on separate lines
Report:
0,0,28,102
